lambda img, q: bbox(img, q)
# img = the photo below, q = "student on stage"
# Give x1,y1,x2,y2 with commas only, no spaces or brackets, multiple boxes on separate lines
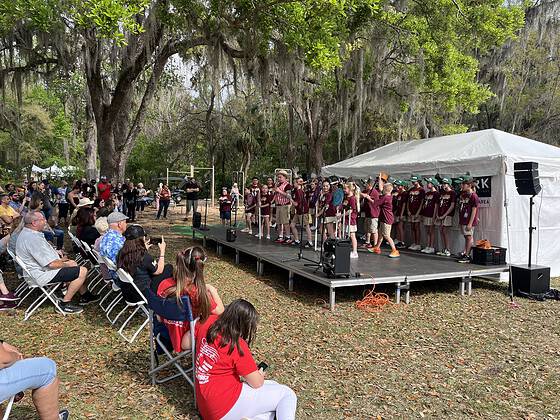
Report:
241,187,256,235
392,180,408,248
457,179,480,263
420,177,440,254
272,171,292,243
219,188,232,226
368,182,400,258
435,177,456,256
360,179,380,251
317,180,336,240
343,182,360,259
286,177,313,247
259,185,272,239
406,175,425,251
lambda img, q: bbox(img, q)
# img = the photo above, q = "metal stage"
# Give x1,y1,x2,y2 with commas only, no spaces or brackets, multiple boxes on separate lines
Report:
192,226,509,309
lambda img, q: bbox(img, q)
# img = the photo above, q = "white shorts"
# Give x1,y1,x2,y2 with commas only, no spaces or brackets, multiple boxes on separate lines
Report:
460,225,474,236
434,216,453,227
423,216,434,226
324,216,337,224
408,214,421,223
348,225,357,233
364,217,378,234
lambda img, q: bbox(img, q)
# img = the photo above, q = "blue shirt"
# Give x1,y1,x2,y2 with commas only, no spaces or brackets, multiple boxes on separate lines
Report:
8,201,19,211
99,228,125,264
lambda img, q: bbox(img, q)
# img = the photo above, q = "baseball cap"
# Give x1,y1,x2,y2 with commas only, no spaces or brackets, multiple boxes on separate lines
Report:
124,224,147,240
107,212,129,224
409,175,422,183
423,177,440,186
440,177,452,185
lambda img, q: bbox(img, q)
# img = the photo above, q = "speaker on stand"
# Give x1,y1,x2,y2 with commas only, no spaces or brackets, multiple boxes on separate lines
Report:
322,238,351,278
511,161,550,296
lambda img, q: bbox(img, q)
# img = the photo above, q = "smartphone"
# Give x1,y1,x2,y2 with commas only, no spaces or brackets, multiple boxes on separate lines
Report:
150,237,162,245
257,361,269,371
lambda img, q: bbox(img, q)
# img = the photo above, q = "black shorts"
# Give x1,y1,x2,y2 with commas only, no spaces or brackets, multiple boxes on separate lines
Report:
50,266,80,283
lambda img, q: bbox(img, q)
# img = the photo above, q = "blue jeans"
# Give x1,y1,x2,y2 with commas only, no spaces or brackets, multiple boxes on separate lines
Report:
0,357,57,402
44,228,64,250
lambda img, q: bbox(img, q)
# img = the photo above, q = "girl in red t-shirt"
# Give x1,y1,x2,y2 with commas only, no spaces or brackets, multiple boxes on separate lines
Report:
259,185,272,239
342,182,360,259
195,299,297,420
157,246,224,352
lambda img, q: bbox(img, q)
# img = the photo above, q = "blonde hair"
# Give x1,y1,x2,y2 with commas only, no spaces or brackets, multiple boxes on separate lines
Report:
383,183,394,194
345,182,361,213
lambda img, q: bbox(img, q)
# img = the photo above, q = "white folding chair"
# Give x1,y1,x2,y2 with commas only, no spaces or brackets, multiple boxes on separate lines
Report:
102,257,124,323
80,241,103,292
67,231,86,265
6,249,28,298
114,268,150,343
90,248,112,297
1,395,15,420
14,256,66,321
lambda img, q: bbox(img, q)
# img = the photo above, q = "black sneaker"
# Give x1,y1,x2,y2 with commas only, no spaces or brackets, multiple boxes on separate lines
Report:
59,301,84,314
457,255,471,264
79,292,101,306
304,241,313,249
59,409,69,420
293,240,301,246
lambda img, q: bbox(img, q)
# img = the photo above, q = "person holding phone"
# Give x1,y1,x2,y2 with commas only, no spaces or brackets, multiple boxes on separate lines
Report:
194,299,297,420
116,225,172,300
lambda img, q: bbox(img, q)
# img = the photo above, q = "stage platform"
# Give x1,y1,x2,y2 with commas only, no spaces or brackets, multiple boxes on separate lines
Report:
192,226,509,309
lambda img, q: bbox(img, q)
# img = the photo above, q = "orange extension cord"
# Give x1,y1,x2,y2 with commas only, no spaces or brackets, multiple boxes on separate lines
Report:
355,285,392,312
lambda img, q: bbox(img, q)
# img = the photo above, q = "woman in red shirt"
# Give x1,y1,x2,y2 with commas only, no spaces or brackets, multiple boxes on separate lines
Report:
195,299,297,420
317,180,336,240
157,246,224,352
342,182,360,259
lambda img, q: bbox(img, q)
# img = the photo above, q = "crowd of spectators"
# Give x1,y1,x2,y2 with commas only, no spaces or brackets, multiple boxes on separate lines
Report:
0,175,297,420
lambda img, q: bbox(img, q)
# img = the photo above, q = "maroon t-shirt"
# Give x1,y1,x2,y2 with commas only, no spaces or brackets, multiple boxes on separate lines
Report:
422,190,440,217
244,193,256,212
219,194,232,212
343,195,358,225
260,194,271,216
458,192,480,226
320,192,336,217
364,188,380,218
377,194,394,225
437,189,456,217
394,190,407,217
293,188,309,215
407,187,425,215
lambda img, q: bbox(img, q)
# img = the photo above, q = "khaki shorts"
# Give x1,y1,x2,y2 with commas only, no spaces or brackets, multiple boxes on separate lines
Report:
460,225,474,236
324,216,337,224
293,214,310,226
379,222,392,238
364,217,379,234
423,216,434,226
434,216,453,227
348,224,357,233
408,214,421,223
276,205,291,225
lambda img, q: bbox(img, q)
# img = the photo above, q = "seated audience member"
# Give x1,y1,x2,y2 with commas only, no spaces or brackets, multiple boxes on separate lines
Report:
28,195,65,250
69,197,94,227
0,340,69,419
195,299,297,420
158,246,224,352
96,199,116,218
99,212,128,267
75,207,100,246
8,192,25,213
0,193,20,227
15,211,98,314
116,224,172,300
93,217,109,252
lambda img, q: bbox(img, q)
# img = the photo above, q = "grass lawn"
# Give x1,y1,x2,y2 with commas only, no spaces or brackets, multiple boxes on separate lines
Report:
2,206,560,419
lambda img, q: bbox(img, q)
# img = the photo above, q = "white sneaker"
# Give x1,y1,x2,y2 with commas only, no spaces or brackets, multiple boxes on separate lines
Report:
425,247,435,254
248,231,253,235
266,235,271,240
240,228,250,233
408,243,417,250
421,247,430,253
441,249,451,256
350,251,359,259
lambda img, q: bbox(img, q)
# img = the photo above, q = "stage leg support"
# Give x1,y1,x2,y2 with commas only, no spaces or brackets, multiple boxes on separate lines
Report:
259,260,264,276
217,244,222,256
288,271,294,292
202,237,206,248
396,282,410,304
235,250,240,265
329,287,335,310
460,277,472,296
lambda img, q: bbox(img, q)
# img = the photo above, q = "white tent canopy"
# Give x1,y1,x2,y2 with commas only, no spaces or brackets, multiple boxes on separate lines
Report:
322,129,560,276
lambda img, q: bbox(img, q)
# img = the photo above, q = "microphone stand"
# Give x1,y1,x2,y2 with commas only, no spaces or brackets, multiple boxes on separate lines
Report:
304,207,328,273
200,198,210,231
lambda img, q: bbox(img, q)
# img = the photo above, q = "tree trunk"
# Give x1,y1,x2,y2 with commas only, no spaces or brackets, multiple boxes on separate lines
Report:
287,105,296,168
84,89,98,180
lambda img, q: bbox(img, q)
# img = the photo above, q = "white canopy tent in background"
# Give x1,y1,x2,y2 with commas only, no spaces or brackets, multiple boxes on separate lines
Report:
322,129,560,276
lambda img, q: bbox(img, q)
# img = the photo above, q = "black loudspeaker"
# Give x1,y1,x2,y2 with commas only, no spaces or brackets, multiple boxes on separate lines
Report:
192,212,202,229
514,161,541,196
511,264,550,296
322,238,351,278
226,228,237,242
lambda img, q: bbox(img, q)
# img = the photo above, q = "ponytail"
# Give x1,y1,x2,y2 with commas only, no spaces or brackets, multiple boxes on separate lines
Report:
172,246,211,321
